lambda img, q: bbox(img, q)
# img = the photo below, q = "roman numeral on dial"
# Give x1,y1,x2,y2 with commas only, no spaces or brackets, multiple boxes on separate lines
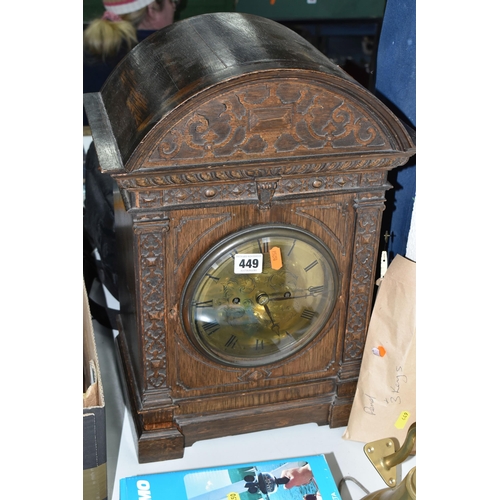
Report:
200,321,220,335
255,339,264,350
301,309,316,321
258,239,269,253
287,239,297,256
304,260,318,272
225,335,238,349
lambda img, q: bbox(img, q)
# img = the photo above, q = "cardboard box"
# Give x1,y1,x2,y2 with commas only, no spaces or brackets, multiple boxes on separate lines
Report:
83,284,107,500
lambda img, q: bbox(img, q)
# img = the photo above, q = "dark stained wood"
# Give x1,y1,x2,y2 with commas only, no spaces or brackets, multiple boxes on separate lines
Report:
84,12,415,463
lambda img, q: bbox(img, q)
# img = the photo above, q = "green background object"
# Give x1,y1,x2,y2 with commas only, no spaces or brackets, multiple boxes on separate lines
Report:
176,0,235,20
83,0,104,23
235,0,386,21
84,0,385,24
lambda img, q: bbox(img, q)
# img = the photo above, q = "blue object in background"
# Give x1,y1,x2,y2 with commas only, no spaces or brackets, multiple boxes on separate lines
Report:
375,0,416,261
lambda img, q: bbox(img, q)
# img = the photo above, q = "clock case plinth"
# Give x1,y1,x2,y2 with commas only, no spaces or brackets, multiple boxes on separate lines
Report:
84,13,415,463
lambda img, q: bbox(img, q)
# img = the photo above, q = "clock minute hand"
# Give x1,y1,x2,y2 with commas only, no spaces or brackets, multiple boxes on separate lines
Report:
269,290,326,301
269,293,310,301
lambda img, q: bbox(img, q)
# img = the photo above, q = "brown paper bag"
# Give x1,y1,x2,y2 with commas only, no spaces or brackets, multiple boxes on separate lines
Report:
343,254,416,446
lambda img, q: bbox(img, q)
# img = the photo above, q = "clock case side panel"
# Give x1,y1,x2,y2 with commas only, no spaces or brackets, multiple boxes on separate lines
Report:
332,188,389,426
113,185,143,397
342,191,387,371
113,184,179,410
113,192,186,461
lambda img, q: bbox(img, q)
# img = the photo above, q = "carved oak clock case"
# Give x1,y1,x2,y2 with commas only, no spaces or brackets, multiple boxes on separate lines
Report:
84,13,415,463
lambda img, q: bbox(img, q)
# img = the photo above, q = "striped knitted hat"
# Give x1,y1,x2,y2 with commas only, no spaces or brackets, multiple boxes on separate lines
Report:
103,0,153,15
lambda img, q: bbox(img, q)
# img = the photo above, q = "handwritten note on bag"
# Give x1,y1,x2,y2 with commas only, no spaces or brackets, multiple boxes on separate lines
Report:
343,254,416,445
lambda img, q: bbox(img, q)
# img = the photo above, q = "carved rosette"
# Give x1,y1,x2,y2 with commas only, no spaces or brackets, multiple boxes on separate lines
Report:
137,229,168,389
344,204,382,360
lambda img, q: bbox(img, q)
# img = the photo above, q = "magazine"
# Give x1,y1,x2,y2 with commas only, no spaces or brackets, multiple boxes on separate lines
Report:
120,454,342,500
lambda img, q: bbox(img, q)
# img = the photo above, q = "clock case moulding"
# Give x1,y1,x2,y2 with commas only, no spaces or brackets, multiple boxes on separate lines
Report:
84,12,415,463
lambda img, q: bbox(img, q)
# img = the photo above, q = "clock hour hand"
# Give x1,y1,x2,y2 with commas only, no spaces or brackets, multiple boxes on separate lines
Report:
263,303,279,329
256,293,280,331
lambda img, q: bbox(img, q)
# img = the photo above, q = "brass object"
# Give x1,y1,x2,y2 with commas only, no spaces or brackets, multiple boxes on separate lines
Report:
362,423,416,499
361,467,415,500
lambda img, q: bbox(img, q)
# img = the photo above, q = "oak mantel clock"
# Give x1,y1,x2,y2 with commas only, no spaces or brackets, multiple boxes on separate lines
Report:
84,13,415,463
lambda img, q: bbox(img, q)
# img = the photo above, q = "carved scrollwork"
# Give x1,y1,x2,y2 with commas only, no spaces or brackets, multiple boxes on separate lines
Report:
146,81,389,166
138,230,168,389
344,205,382,360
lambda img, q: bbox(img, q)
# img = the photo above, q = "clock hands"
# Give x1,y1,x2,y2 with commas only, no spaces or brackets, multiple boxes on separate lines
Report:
254,286,325,335
256,292,280,332
263,304,281,333
267,286,326,302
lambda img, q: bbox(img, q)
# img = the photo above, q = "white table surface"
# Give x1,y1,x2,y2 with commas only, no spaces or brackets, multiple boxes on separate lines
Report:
92,314,415,500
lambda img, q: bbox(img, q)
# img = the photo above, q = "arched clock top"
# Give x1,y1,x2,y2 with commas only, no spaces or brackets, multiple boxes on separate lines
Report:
84,12,414,175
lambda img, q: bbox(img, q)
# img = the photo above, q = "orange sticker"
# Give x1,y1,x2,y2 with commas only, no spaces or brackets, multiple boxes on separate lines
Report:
372,345,386,357
270,246,282,270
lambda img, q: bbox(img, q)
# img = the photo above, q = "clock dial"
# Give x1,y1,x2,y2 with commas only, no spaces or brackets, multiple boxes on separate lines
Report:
181,225,340,366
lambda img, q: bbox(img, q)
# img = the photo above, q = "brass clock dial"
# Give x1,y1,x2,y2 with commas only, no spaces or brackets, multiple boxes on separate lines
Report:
181,225,340,366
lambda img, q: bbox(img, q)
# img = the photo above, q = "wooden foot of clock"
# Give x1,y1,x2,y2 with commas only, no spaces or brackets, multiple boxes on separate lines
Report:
84,13,415,463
